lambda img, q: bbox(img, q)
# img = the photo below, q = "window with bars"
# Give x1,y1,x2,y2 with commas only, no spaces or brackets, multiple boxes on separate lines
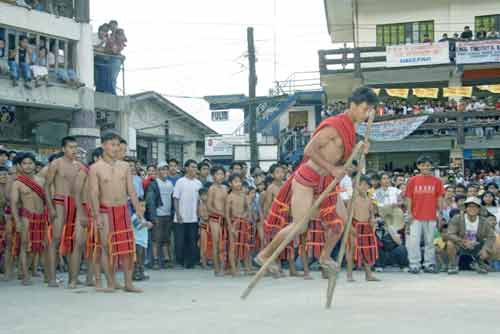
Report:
211,111,229,122
475,15,500,33
376,21,434,46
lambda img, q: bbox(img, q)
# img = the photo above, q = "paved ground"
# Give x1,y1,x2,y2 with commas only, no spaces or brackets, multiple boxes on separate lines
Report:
1,269,499,334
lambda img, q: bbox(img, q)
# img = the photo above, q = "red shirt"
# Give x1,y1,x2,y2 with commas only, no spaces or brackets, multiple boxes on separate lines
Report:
405,175,445,221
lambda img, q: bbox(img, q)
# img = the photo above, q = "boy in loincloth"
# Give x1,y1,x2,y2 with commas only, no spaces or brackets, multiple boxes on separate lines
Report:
197,188,210,270
346,176,380,282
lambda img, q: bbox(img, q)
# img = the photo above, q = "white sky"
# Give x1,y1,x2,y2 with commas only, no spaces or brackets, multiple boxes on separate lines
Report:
91,0,332,134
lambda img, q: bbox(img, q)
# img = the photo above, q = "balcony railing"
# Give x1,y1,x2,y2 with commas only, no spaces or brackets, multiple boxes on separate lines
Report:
2,0,90,22
94,50,125,96
319,39,500,75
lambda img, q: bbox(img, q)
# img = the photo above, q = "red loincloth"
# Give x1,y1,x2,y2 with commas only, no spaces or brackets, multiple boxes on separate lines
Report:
199,221,211,260
232,217,251,261
4,207,20,258
353,219,379,267
53,194,77,256
305,218,326,260
0,215,5,255
100,204,135,269
19,208,48,254
208,213,228,264
83,202,100,261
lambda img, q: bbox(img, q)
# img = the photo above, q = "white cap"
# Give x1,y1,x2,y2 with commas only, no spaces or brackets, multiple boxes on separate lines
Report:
157,161,168,169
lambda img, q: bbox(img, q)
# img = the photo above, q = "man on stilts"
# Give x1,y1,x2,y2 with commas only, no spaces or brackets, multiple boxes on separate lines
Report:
256,87,378,275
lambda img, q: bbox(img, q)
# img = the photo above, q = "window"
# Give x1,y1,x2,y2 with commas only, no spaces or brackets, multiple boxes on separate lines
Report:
475,15,500,33
211,111,229,122
376,21,434,46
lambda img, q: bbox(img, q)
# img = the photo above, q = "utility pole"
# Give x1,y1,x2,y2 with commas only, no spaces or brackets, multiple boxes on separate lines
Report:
248,27,258,168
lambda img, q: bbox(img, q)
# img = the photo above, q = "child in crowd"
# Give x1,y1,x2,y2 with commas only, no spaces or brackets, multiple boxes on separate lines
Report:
247,186,261,252
132,200,153,281
346,176,380,282
198,188,210,270
225,174,253,276
207,166,228,276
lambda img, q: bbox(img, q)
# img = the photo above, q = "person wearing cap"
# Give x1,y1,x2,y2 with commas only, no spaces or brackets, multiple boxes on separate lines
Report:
145,162,175,269
445,197,496,275
373,173,404,230
405,155,445,274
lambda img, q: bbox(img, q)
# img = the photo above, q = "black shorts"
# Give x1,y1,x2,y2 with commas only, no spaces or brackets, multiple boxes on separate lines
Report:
152,216,173,244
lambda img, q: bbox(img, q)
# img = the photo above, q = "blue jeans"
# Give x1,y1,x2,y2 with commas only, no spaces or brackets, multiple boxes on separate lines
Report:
108,57,122,95
8,61,32,81
493,260,500,272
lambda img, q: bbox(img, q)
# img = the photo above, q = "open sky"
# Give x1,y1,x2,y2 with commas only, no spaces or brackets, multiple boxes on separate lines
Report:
91,0,332,134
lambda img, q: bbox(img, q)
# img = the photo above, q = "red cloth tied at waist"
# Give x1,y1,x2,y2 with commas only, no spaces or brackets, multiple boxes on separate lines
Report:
352,219,379,267
208,213,227,264
82,202,100,260
53,194,77,255
232,217,251,261
100,204,135,269
19,208,49,254
4,206,20,257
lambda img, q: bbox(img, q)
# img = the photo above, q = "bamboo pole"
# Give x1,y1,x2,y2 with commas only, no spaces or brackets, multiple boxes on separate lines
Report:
241,140,364,300
325,110,375,309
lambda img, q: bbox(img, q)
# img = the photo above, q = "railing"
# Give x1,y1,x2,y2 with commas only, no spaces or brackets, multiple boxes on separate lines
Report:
94,51,125,96
273,71,321,95
2,0,90,22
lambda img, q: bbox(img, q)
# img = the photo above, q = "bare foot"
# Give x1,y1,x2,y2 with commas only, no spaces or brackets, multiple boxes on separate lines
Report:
366,275,381,282
255,254,280,275
347,276,356,283
85,279,95,287
68,281,78,289
114,282,124,290
290,271,304,278
48,280,59,288
124,286,143,293
32,271,41,278
215,271,224,277
304,274,314,281
244,270,256,276
319,258,339,274
22,279,33,286
95,287,115,293
231,271,241,278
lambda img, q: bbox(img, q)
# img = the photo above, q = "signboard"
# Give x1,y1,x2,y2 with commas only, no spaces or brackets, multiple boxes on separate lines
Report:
456,40,500,64
204,94,248,110
205,135,249,157
463,149,494,160
233,144,279,172
386,42,450,67
356,116,428,142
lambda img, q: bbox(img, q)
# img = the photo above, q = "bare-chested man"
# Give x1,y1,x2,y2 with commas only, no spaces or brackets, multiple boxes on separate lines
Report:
225,173,252,276
207,166,228,276
45,137,86,288
88,132,142,293
257,87,377,275
0,166,9,278
10,153,49,286
2,164,18,280
346,176,379,282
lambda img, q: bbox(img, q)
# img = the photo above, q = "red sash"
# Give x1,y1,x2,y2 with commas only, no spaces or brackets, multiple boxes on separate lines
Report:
208,213,228,264
19,208,48,254
352,219,379,267
16,175,46,203
232,217,251,261
53,194,77,255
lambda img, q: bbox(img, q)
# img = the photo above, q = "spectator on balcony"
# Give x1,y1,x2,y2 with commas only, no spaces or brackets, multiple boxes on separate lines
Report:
8,35,33,89
31,47,51,87
31,0,44,11
460,26,473,41
487,28,500,40
105,26,127,95
476,26,488,40
94,23,110,50
422,34,432,43
15,0,31,10
438,33,449,42
0,39,8,75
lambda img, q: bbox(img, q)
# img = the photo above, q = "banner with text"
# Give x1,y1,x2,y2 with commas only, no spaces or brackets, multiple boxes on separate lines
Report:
456,40,500,64
386,42,450,67
356,116,429,142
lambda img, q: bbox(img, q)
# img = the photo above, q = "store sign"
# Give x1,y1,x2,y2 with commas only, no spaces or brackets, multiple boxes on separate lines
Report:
386,42,450,67
356,116,428,142
463,149,494,160
456,40,500,64
205,135,249,157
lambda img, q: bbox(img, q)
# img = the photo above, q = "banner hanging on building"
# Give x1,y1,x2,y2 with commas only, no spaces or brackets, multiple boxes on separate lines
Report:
386,42,450,68
477,84,500,94
385,89,409,98
356,116,428,142
456,40,500,64
412,88,439,99
443,86,473,97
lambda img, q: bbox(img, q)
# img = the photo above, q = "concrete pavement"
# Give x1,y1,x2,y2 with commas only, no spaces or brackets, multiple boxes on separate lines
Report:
1,269,499,334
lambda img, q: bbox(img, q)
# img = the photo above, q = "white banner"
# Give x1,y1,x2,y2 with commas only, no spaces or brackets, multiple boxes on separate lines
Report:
205,135,248,157
456,40,500,64
386,42,450,67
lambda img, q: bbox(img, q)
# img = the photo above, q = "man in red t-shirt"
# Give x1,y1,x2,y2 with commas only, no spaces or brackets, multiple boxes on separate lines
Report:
405,155,445,274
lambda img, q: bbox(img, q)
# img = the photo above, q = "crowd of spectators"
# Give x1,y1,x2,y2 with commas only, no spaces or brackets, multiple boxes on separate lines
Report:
2,0,75,18
93,20,127,95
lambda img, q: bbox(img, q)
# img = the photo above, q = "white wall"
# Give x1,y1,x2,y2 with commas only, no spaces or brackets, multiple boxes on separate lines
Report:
341,0,500,46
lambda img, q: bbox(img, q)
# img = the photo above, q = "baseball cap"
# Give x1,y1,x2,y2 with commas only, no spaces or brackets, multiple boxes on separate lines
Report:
157,161,168,169
464,197,481,207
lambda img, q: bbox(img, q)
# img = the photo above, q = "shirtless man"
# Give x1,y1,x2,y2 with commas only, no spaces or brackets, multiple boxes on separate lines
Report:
257,87,377,275
10,153,49,285
88,132,142,293
0,166,8,278
346,176,379,282
45,137,85,288
2,164,18,280
207,166,228,276
225,173,252,276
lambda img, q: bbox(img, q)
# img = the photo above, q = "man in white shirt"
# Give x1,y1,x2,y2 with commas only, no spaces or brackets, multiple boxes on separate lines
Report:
373,173,404,230
173,160,202,269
